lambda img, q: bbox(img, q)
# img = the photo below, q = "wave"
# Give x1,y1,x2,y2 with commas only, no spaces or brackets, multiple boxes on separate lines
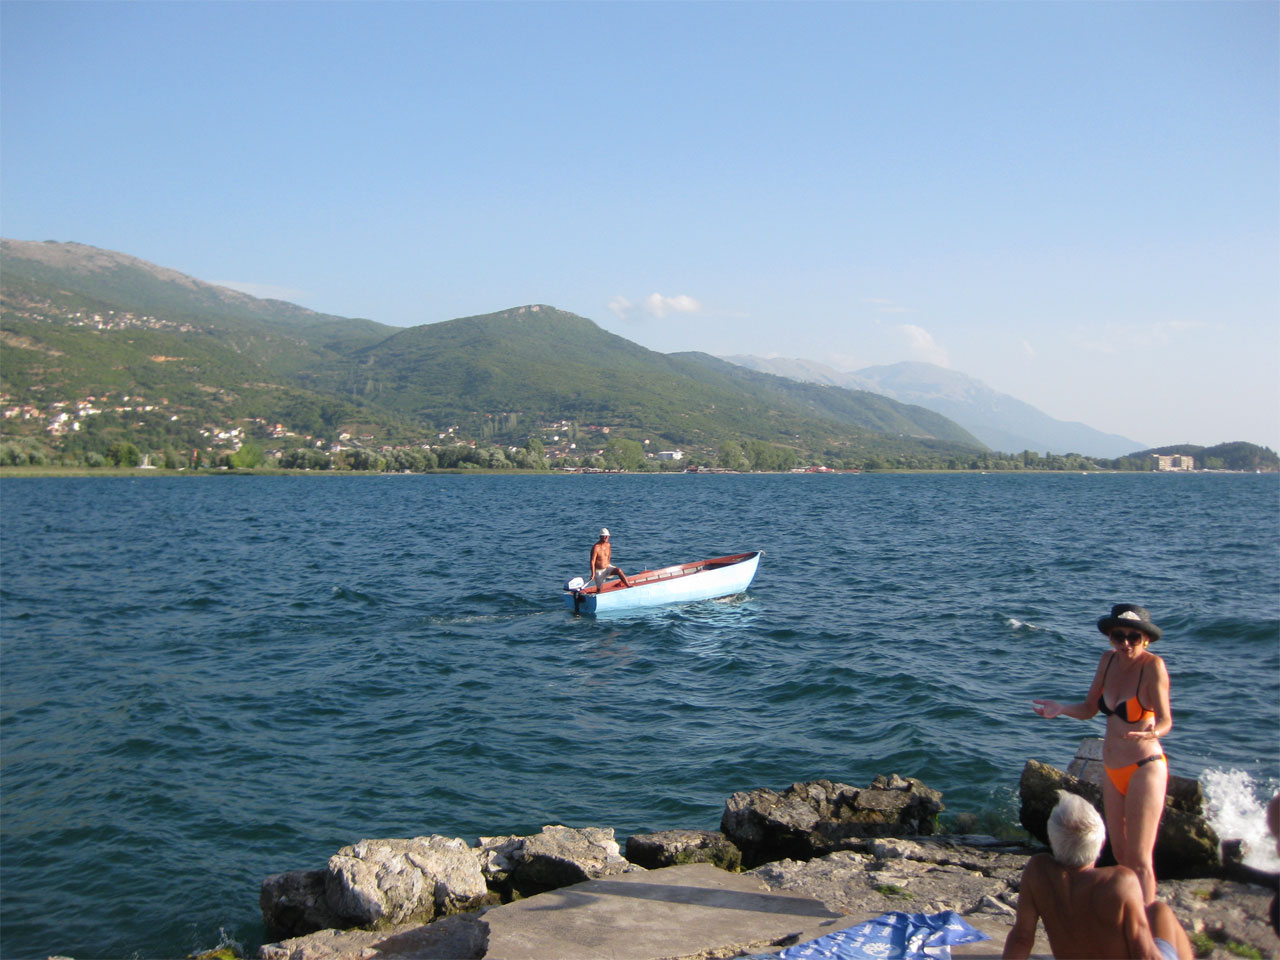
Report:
1201,768,1280,872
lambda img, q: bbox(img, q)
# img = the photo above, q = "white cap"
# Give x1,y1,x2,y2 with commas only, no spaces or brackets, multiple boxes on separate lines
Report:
600,527,610,537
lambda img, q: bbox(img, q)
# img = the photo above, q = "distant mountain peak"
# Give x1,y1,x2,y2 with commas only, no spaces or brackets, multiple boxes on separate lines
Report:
723,354,1145,458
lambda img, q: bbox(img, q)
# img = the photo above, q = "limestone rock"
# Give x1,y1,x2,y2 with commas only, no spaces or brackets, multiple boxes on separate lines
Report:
258,913,488,960
505,824,643,897
1065,736,1107,788
260,869,342,940
624,829,743,871
474,834,526,889
1017,758,1103,842
1158,877,1280,960
1018,759,1221,879
749,836,1032,920
721,776,945,868
325,836,489,928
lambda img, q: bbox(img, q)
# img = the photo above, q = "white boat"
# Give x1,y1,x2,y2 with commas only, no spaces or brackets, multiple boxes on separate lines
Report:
563,551,762,615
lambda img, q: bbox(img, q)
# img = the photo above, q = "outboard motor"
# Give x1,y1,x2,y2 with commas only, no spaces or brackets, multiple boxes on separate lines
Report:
564,576,587,613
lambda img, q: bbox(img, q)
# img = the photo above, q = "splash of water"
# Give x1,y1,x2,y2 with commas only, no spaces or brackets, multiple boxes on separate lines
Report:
1202,768,1280,872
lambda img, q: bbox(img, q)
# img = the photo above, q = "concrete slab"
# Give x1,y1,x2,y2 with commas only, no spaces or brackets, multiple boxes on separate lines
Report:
478,863,1053,960
480,862,850,960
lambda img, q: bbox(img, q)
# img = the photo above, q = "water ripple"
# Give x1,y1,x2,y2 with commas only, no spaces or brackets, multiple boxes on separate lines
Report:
1,473,1276,958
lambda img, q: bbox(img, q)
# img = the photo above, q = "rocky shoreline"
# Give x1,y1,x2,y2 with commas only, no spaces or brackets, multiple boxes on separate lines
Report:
248,757,1279,960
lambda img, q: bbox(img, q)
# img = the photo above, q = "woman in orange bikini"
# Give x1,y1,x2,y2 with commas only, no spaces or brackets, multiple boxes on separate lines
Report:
1032,603,1171,905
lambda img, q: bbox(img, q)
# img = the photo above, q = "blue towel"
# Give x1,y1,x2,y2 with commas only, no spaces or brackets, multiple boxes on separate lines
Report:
771,910,990,960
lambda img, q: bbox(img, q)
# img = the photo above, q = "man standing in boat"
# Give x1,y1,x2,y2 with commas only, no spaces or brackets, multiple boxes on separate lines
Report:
588,528,630,589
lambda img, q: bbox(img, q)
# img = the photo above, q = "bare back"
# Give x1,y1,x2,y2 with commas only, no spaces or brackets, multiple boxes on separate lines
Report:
1007,855,1160,959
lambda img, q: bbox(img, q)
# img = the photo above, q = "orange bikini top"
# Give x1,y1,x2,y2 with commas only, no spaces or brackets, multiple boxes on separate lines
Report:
1098,656,1154,724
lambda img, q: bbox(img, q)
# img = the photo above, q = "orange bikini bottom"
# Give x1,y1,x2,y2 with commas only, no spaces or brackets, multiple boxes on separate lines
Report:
1105,754,1166,796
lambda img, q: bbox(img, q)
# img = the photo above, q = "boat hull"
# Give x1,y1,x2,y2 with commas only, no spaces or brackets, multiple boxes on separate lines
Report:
564,551,761,614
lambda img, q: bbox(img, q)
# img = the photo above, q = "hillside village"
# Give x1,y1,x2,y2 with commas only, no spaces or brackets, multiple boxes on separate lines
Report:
0,388,701,472
1,304,200,334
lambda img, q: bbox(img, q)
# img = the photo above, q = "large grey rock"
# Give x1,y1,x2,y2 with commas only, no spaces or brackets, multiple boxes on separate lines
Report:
624,829,743,871
721,776,946,868
474,833,526,891
325,836,489,928
1018,759,1221,879
260,869,342,940
503,824,643,896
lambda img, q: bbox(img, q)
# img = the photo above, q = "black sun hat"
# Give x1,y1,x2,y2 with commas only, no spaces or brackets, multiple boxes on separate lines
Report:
1097,603,1162,642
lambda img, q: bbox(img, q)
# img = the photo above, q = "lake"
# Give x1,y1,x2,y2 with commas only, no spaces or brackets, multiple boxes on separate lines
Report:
1,472,1276,958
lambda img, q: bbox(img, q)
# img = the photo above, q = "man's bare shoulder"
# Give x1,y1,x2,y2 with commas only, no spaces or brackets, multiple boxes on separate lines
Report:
1091,863,1145,895
1020,853,1060,882
1023,855,1140,887
1072,863,1148,921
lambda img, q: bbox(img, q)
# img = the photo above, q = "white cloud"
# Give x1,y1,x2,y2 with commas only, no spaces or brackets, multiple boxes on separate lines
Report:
644,293,701,318
1020,338,1037,359
609,292,703,321
608,295,634,320
898,323,950,367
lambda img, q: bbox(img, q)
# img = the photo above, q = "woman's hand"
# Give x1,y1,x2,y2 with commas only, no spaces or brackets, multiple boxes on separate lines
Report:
1124,719,1159,741
1032,699,1063,718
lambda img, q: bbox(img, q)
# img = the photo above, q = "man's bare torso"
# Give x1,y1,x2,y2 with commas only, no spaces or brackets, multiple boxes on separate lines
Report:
1022,855,1158,959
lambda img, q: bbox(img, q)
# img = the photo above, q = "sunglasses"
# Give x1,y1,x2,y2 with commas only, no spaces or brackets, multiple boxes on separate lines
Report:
1110,630,1147,645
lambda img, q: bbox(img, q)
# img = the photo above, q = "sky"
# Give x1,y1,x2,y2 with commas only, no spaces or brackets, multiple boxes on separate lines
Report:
2,1,1277,451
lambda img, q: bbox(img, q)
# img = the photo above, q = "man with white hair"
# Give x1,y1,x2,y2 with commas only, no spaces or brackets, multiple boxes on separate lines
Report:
1003,791,1193,959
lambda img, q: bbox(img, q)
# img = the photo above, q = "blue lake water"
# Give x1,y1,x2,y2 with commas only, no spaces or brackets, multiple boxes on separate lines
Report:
1,473,1277,959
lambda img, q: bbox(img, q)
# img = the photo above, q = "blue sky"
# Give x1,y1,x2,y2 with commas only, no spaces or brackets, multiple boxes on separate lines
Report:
3,1,1276,450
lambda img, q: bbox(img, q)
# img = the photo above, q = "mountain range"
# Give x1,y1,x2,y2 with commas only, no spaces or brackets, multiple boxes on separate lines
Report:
0,239,987,464
722,355,1144,459
5,239,1268,471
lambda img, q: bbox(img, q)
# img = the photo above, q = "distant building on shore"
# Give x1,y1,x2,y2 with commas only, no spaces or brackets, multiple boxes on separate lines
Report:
1153,454,1196,471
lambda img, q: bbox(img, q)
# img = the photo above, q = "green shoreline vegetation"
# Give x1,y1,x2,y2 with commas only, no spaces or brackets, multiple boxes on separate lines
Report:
2,461,1275,480
1,393,1275,477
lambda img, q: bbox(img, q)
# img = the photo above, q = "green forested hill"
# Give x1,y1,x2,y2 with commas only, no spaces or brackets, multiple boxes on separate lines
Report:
299,304,987,451
0,239,990,464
